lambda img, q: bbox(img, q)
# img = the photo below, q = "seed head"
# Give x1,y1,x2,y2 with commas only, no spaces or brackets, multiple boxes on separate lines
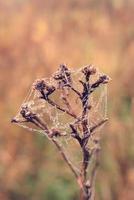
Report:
99,74,111,84
82,65,96,75
82,65,97,81
33,79,55,99
53,64,72,87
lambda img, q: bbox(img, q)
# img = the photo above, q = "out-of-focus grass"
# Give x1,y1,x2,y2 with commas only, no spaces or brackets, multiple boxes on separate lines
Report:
0,0,134,200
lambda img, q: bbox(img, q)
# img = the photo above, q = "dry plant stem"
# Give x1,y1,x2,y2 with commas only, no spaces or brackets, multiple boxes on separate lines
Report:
38,123,79,179
90,118,108,135
52,67,109,200
80,78,91,183
75,70,109,200
52,138,79,179
12,65,110,200
68,85,81,97
61,88,76,115
18,108,80,180
46,97,77,118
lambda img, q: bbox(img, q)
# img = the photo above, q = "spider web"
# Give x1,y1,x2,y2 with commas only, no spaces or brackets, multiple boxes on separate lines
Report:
13,67,108,172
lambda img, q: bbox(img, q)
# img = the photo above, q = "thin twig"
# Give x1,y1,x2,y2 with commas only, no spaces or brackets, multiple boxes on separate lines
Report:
19,106,79,180
70,124,82,146
47,97,77,118
90,118,108,134
52,138,79,179
69,85,81,97
61,88,76,116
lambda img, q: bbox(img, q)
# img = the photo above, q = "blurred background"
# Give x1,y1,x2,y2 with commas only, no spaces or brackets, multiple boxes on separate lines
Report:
0,0,134,199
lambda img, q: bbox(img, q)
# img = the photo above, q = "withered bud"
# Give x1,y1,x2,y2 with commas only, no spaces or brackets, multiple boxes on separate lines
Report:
91,74,110,92
60,64,69,73
54,64,71,79
33,79,46,91
20,105,36,122
49,128,61,138
53,64,72,87
99,74,110,84
33,79,55,99
82,65,96,76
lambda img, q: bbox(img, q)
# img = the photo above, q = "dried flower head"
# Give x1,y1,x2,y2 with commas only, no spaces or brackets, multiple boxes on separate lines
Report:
33,79,46,91
33,79,55,99
53,64,72,87
99,74,111,84
20,105,36,122
82,65,97,81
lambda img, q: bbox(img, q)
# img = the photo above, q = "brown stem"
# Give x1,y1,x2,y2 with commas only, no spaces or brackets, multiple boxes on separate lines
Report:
69,85,81,97
18,108,79,180
80,181,93,200
12,65,110,200
61,88,76,117
47,97,77,119
90,118,108,134
52,138,79,179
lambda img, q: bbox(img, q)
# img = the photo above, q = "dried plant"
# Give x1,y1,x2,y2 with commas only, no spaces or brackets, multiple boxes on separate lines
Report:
11,64,110,200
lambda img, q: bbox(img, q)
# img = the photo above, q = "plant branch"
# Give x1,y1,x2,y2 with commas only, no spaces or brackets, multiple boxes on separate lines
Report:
61,88,76,117
47,97,77,118
12,64,111,200
52,138,79,179
90,118,108,134
69,85,82,97
16,105,79,180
